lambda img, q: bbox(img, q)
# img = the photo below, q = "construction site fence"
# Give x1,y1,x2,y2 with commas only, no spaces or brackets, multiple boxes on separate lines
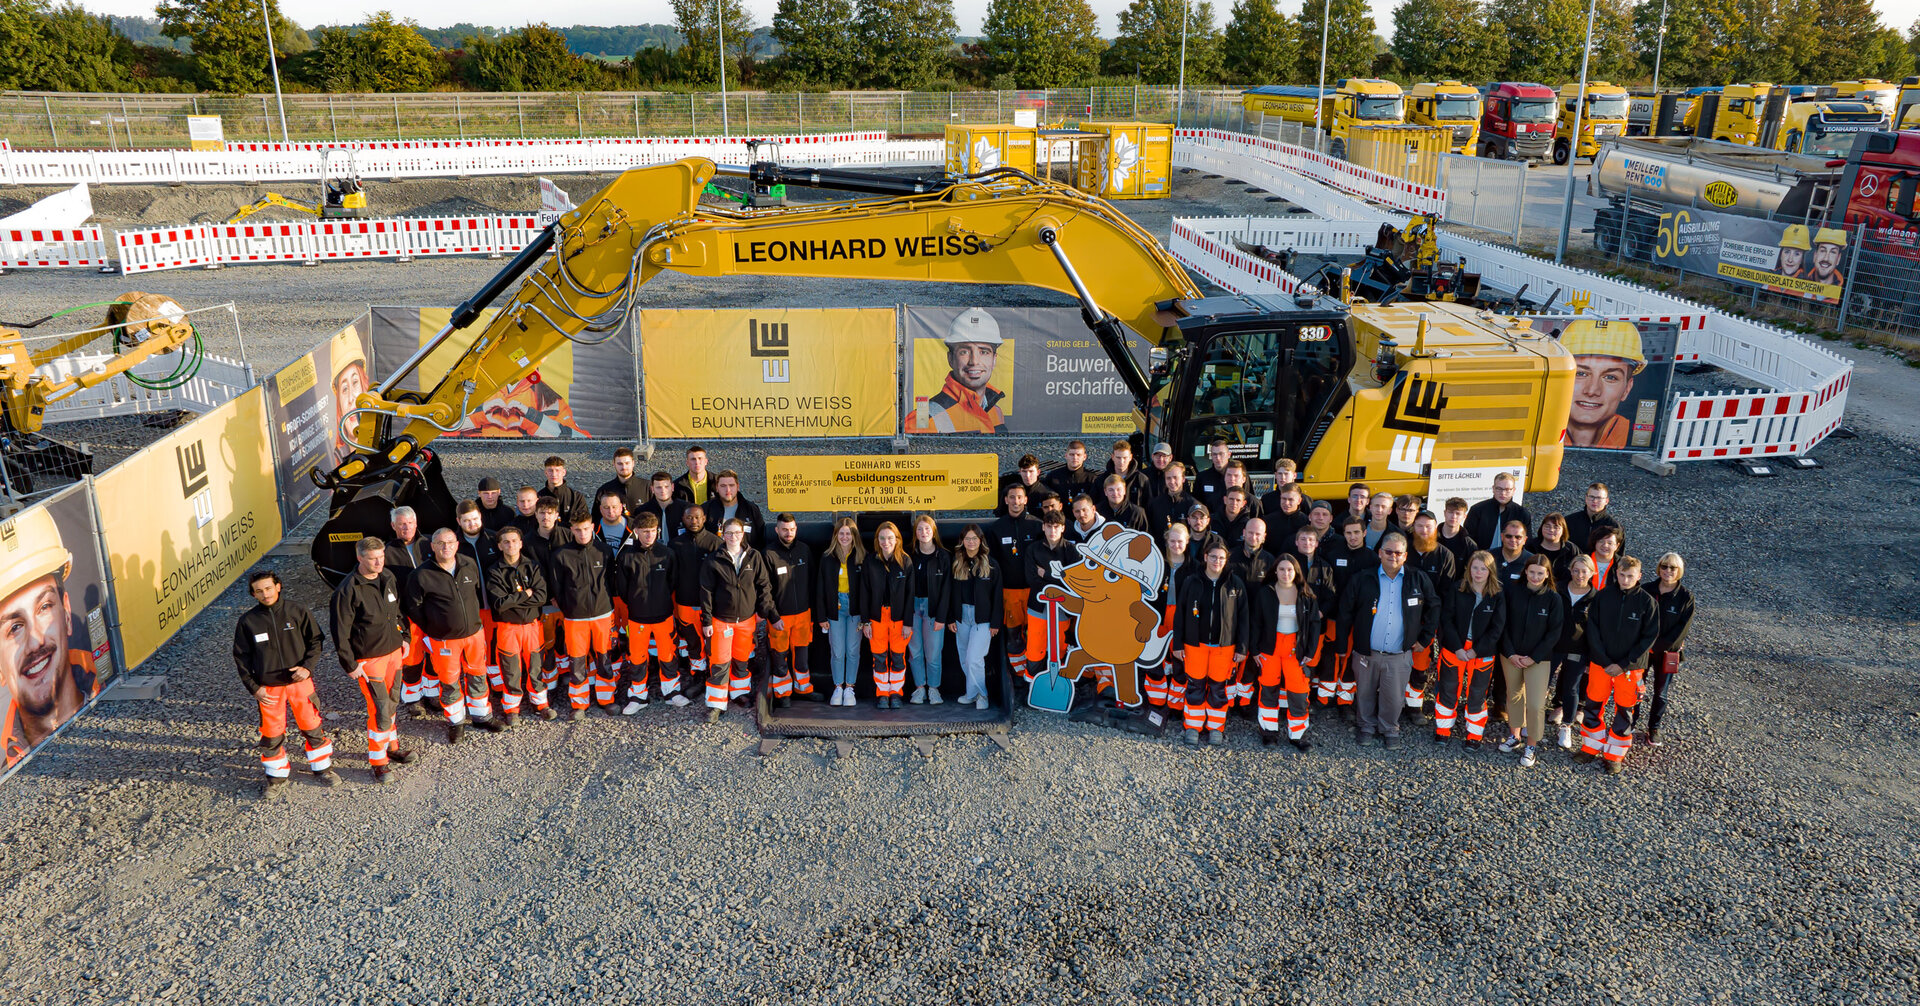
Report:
1590,197,1920,342
1167,130,1852,465
0,131,939,187
1,87,1246,150
113,215,554,274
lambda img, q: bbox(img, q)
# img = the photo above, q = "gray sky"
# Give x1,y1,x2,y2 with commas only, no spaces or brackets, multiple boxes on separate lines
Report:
78,0,1920,44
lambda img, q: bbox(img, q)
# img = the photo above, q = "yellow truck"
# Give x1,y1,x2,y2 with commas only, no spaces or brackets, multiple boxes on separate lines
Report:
1831,79,1898,116
1241,80,1406,160
1681,83,1772,144
1554,81,1630,163
1407,81,1481,155
1771,99,1890,157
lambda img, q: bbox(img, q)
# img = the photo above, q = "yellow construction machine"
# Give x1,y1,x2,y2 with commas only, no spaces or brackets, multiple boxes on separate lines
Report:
229,148,369,222
0,293,204,504
309,157,1574,580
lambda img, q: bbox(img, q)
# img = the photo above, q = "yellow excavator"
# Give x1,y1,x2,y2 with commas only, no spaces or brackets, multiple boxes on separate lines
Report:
1,293,203,505
229,149,369,222
310,157,1574,579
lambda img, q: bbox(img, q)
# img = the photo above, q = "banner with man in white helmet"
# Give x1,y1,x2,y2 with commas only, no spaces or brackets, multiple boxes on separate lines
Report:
266,315,373,528
0,484,117,776
903,307,1150,436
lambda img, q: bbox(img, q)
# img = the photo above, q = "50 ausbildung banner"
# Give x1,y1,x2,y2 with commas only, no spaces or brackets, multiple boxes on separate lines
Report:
1649,207,1848,305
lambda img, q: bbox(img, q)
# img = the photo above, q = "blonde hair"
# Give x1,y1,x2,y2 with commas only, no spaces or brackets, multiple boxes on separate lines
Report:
1461,550,1503,596
830,516,866,564
1658,552,1685,579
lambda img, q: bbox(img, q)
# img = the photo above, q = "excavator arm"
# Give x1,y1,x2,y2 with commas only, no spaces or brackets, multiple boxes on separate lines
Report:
0,293,198,436
312,156,1202,580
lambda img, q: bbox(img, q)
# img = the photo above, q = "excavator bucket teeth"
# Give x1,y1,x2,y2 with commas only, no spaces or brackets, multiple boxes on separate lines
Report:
309,450,457,587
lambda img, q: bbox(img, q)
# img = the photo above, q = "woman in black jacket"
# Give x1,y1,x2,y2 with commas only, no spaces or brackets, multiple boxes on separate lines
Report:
1552,553,1599,750
1499,554,1564,767
815,517,866,707
945,525,1002,710
906,514,953,705
1644,552,1695,747
860,522,915,709
1250,553,1322,752
1436,550,1507,750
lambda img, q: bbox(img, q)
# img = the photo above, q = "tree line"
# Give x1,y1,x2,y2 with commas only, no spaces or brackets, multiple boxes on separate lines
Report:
0,0,1913,95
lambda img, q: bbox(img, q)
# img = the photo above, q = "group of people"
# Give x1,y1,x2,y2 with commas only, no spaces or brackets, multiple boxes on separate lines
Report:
233,438,1697,790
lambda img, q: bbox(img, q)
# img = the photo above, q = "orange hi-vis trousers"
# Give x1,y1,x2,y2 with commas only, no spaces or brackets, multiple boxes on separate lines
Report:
1435,645,1496,740
870,607,909,698
1181,643,1236,733
352,648,405,766
704,617,759,710
1257,632,1314,740
493,620,548,715
256,678,332,778
1581,662,1643,765
768,609,814,698
625,618,679,702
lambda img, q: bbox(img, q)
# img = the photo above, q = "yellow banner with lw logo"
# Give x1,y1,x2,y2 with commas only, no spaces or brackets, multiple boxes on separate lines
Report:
639,309,897,439
96,386,283,668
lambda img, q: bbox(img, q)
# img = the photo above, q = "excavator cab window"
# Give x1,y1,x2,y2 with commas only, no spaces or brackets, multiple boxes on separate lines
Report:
1170,319,1353,476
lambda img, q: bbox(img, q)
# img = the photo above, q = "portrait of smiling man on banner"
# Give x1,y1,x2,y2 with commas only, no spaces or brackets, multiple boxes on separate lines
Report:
908,307,1010,434
0,506,99,767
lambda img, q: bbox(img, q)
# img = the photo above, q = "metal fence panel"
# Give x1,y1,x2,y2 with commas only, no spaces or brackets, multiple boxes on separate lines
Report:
1438,154,1525,241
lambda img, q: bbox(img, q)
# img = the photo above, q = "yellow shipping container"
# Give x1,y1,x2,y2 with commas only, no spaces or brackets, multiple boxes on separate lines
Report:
944,124,1039,175
1072,121,1173,199
1346,124,1451,187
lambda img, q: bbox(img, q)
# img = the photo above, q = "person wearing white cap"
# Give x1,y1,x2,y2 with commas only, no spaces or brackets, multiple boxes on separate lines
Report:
907,308,1007,434
0,506,99,766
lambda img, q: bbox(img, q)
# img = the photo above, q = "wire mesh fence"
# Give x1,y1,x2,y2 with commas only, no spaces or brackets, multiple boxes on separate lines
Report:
1583,197,1919,337
1,87,1247,149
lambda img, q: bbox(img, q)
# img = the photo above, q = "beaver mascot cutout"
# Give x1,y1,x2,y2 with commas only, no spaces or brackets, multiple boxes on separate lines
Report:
1032,522,1168,709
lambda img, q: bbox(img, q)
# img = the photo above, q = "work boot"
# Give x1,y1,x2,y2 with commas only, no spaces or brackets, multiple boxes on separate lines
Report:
1290,738,1314,753
387,748,416,765
775,694,792,709
370,765,391,785
501,712,518,729
262,777,288,798
1572,750,1596,764
1647,729,1663,747
1463,739,1482,752
1207,729,1226,746
705,707,724,724
1259,730,1278,747
479,717,506,734
1603,759,1625,775
312,768,342,787
539,706,559,721
446,723,466,745
401,701,424,719
567,707,585,723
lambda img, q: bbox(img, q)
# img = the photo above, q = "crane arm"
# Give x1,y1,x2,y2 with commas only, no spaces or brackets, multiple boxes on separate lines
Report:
326,156,1201,493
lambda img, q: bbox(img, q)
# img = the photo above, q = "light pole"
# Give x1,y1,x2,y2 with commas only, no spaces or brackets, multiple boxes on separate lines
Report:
1175,0,1191,128
259,0,288,143
1555,0,1599,264
1316,0,1331,138
1651,0,1669,92
716,0,730,137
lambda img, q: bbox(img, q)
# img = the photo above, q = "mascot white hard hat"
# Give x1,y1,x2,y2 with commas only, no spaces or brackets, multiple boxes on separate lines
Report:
1074,523,1164,596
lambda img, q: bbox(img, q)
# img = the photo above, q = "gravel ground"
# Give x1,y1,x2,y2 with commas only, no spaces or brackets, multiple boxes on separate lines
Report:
2,171,1918,1005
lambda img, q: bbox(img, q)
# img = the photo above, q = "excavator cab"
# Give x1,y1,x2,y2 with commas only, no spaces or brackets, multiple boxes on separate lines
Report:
1147,295,1356,478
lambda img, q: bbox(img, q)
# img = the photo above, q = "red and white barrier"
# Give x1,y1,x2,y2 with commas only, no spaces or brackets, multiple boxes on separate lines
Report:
1175,128,1448,216
112,214,555,273
2,225,109,268
1,131,935,187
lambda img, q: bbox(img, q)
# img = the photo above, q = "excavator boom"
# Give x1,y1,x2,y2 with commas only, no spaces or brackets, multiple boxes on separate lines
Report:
311,157,1203,581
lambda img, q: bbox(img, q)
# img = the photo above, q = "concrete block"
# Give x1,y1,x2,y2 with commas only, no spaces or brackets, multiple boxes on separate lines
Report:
102,675,167,701
1630,453,1675,477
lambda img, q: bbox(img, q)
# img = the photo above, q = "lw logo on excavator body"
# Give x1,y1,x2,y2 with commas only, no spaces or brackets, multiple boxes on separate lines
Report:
1382,373,1448,436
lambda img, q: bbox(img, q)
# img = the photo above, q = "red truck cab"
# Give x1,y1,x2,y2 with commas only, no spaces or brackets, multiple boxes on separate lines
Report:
1480,82,1558,162
1834,130,1920,256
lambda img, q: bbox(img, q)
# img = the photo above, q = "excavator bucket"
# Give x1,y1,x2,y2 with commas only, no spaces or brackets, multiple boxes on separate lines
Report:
308,447,457,587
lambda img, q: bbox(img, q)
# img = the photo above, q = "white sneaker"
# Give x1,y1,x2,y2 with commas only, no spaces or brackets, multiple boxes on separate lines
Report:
1520,746,1537,768
928,689,943,705
910,686,927,705
830,686,846,707
667,694,690,707
622,701,644,716
956,688,978,704
975,696,988,710
1498,735,1523,754
1556,725,1574,750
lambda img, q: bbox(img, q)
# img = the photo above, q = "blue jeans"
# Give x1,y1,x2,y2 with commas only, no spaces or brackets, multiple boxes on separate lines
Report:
828,592,860,687
954,604,993,699
908,596,943,689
